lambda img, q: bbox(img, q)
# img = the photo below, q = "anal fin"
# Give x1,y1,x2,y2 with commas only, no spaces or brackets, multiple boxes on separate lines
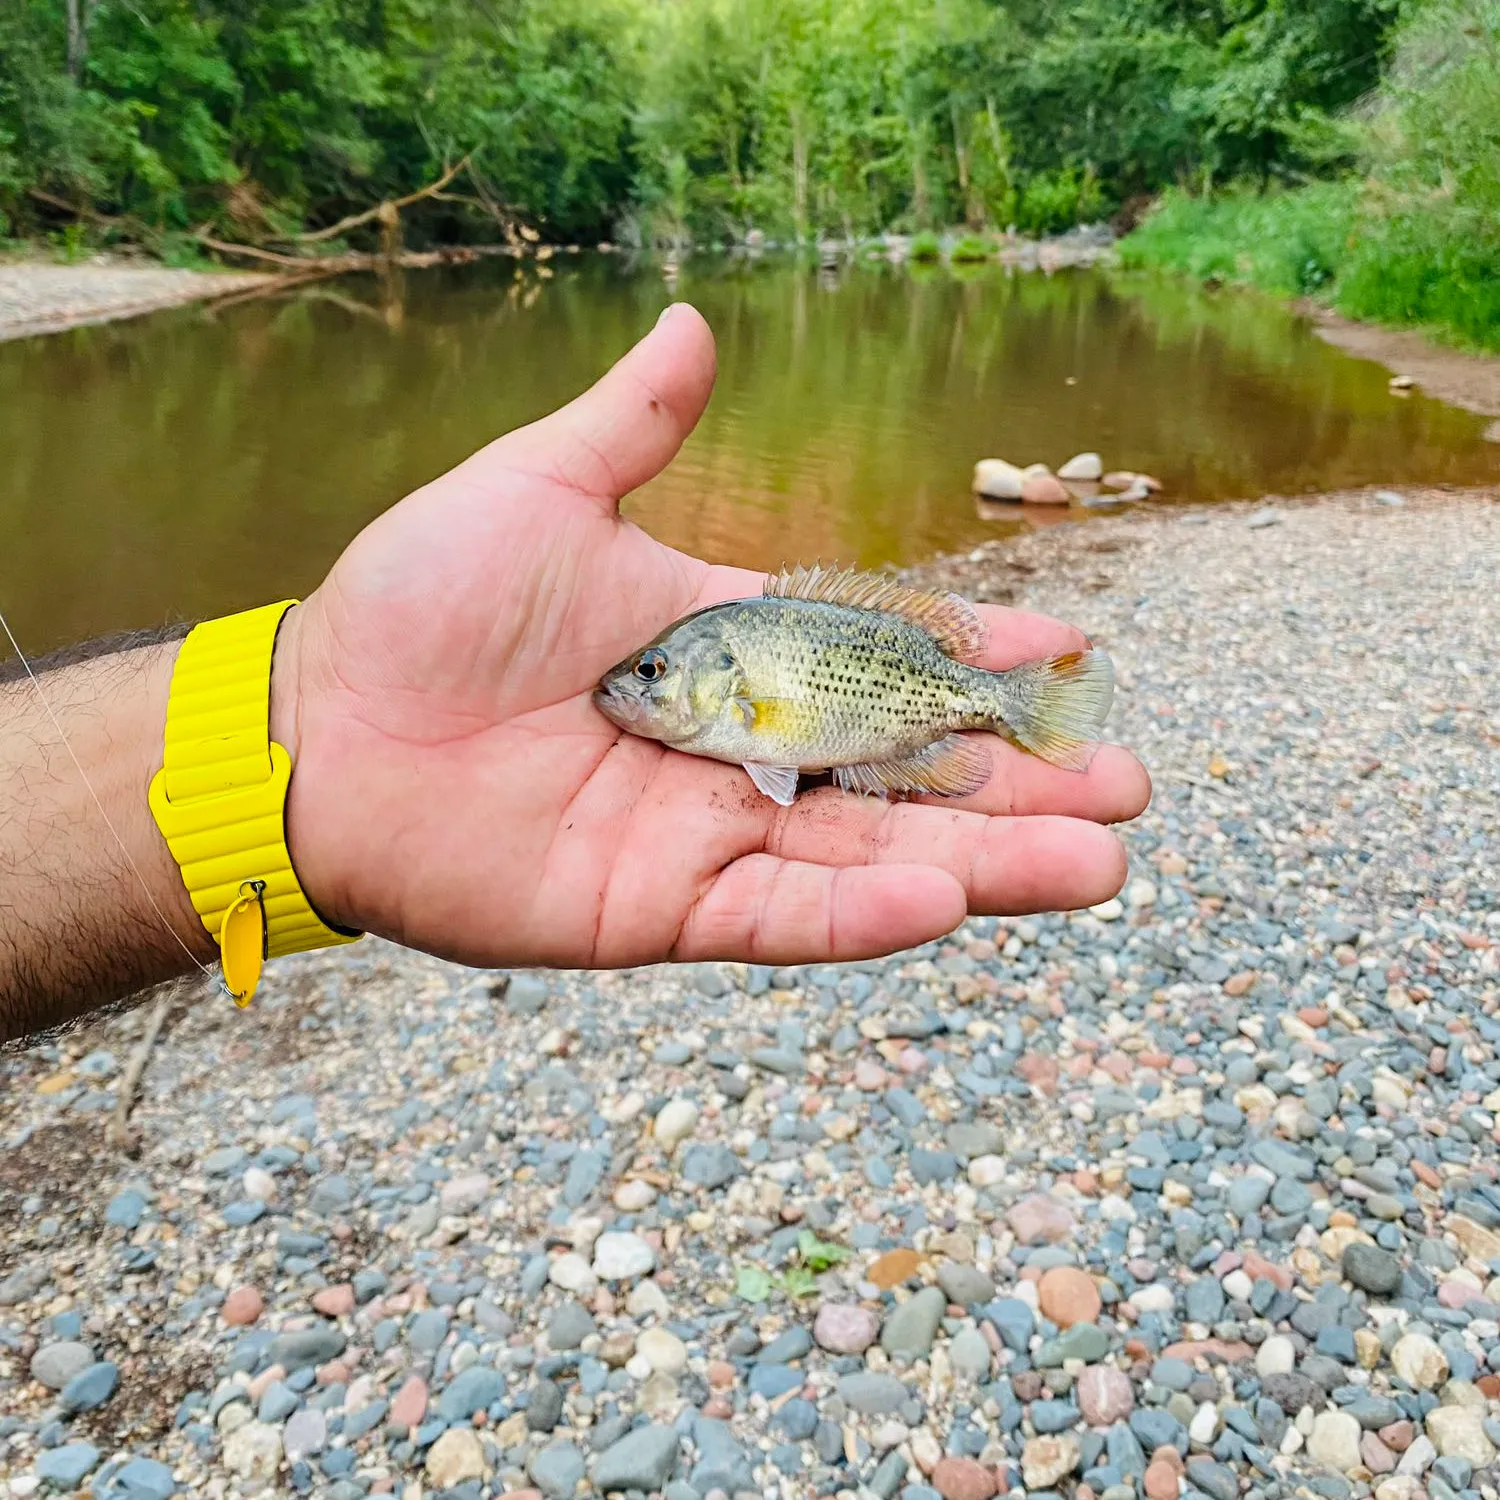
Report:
744,763,799,806
831,734,991,800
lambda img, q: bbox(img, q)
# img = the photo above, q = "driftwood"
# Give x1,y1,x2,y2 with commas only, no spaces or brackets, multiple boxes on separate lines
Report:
289,156,472,244
31,156,529,282
105,989,175,1153
195,236,516,272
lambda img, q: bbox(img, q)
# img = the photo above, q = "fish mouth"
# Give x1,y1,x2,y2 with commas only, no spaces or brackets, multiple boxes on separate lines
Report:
592,680,644,729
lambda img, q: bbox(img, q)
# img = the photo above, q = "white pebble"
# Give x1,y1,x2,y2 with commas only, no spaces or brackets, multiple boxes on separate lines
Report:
242,1167,276,1202
653,1098,699,1150
1256,1335,1296,1377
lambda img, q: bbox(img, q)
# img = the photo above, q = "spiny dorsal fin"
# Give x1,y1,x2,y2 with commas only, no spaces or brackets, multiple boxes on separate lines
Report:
765,564,986,661
831,733,992,799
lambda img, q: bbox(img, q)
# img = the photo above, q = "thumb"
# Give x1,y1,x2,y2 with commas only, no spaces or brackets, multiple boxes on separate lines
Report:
480,302,718,510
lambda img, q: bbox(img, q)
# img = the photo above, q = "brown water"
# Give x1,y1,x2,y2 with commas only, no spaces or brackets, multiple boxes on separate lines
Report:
3,255,1497,654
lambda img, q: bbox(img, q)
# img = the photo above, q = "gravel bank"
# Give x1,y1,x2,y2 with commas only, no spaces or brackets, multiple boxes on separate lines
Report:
0,262,273,343
1,488,1497,1500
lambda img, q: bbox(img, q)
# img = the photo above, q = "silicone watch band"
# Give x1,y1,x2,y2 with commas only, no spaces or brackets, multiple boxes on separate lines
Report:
148,601,360,974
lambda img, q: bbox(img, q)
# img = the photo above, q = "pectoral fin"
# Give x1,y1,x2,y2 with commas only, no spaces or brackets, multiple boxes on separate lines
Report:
832,734,991,799
744,763,800,806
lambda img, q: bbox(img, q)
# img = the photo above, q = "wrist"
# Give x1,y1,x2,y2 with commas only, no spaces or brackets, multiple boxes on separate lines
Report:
268,601,355,934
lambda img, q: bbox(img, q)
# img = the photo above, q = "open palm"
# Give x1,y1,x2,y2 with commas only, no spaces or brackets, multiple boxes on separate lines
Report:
274,305,1150,969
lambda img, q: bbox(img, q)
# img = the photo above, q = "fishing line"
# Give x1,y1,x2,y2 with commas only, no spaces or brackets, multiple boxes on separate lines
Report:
0,603,222,987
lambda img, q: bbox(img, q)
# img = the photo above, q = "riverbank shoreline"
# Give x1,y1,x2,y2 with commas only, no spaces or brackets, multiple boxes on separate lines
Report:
7,250,1500,434
2,485,1494,1498
0,260,275,343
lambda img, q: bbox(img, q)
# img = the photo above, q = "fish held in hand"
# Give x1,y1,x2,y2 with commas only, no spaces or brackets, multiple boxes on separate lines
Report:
593,564,1114,807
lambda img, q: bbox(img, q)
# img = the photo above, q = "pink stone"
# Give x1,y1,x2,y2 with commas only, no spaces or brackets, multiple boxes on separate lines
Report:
390,1374,428,1428
854,1060,888,1091
932,1457,999,1500
1015,1053,1060,1094
1077,1365,1135,1426
1144,1459,1180,1500
1361,1433,1397,1474
313,1284,355,1317
813,1302,880,1354
1438,1281,1482,1308
897,1048,928,1075
247,1364,286,1402
223,1286,264,1326
1006,1194,1076,1246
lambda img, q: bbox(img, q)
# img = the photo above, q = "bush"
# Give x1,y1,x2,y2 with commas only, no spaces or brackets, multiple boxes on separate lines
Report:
949,232,991,263
1120,183,1359,297
908,229,941,262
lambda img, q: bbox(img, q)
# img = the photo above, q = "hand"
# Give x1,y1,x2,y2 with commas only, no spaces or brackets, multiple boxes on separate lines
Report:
273,305,1151,968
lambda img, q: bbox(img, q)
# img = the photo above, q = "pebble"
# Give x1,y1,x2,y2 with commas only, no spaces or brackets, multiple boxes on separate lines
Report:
593,1230,656,1280
1308,1410,1362,1472
881,1286,947,1360
1079,1365,1135,1425
654,1098,699,1149
1023,1434,1082,1489
29,1341,94,1391
593,1423,679,1491
814,1301,880,1353
33,1443,100,1491
427,1426,488,1486
1038,1266,1102,1327
4,496,1498,1500
933,1455,1000,1499
58,1360,118,1413
1391,1333,1449,1389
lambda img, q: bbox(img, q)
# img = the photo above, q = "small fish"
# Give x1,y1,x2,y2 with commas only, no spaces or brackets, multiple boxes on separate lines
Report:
593,564,1114,806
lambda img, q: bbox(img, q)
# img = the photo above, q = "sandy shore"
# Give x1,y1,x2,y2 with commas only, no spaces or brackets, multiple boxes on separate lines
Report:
1,487,1495,1500
0,261,273,343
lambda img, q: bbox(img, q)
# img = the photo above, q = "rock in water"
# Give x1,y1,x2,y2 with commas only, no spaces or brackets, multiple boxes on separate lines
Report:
1058,452,1104,481
1022,471,1071,505
972,459,1024,500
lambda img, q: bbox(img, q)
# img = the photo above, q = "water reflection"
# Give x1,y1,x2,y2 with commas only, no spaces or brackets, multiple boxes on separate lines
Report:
1,255,1496,653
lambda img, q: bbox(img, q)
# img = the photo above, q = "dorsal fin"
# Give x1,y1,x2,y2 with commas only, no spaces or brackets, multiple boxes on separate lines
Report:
764,564,987,661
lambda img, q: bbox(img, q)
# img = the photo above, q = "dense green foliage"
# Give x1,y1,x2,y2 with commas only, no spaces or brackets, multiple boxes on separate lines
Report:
1,0,1402,248
1123,0,1500,349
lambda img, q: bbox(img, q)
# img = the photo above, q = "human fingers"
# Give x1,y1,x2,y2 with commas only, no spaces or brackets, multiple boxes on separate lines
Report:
917,739,1151,823
463,302,718,508
767,796,1128,915
670,854,967,963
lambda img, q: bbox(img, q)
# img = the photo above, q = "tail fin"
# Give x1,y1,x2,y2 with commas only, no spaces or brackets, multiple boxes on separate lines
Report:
995,649,1115,771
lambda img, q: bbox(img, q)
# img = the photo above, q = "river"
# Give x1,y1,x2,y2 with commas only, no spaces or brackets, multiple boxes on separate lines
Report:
2,253,1496,653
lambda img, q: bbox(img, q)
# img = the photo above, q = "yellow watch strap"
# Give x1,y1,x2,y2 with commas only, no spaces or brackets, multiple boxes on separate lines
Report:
148,601,359,1002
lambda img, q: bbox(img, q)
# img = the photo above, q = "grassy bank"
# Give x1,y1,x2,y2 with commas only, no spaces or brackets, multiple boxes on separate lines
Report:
1120,185,1500,353
1121,0,1500,354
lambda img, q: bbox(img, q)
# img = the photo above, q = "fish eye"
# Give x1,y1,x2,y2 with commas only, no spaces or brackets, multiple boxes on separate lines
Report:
717,651,735,671
634,647,667,683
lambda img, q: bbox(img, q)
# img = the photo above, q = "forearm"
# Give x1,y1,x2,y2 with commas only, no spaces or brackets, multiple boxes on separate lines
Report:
0,641,214,1042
